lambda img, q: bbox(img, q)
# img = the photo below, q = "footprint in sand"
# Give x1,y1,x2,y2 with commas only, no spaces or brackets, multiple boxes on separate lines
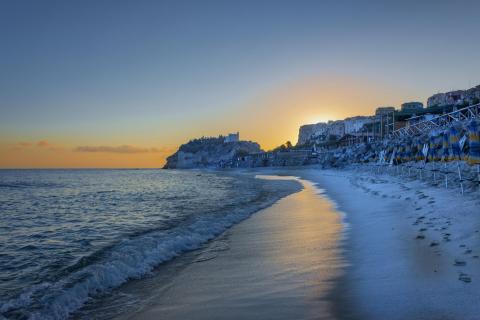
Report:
454,259,467,266
459,273,472,283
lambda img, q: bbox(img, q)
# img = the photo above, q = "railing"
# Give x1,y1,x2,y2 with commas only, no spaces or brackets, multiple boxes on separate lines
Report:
391,103,480,138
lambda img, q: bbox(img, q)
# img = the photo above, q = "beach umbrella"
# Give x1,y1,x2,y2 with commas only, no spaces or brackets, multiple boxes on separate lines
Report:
435,135,443,161
449,125,461,161
467,119,480,165
396,145,403,164
428,135,437,162
467,119,480,192
415,137,423,161
442,129,450,162
404,140,412,162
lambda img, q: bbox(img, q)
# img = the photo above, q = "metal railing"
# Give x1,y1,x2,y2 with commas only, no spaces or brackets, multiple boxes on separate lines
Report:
391,103,480,138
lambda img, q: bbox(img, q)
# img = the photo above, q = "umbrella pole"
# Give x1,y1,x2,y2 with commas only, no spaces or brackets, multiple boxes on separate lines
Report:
433,161,436,183
444,162,448,189
457,163,464,195
477,164,480,194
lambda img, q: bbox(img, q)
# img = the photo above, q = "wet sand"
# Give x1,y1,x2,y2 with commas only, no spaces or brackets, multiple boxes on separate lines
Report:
121,176,346,320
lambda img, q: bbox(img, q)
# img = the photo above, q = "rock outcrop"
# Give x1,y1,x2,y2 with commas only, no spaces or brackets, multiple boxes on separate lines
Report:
163,136,261,169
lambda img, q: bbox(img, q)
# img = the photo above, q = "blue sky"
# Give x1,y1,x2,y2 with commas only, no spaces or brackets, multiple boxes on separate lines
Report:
1,0,479,167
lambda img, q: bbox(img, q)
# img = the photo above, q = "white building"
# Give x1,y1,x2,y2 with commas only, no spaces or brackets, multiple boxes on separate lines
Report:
224,132,240,143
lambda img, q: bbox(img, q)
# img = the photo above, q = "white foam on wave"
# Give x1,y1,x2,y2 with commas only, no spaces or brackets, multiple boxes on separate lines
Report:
15,182,299,320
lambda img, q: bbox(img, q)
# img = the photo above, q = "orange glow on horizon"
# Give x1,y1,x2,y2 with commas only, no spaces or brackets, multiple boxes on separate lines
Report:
0,75,419,168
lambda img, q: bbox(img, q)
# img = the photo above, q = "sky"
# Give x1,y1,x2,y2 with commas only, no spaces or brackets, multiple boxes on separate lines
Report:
1,0,479,168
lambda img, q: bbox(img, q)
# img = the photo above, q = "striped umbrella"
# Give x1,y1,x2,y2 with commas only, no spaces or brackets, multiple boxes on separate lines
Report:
435,135,443,161
468,119,480,165
442,129,450,162
428,135,436,161
404,140,412,162
397,145,403,164
416,137,424,161
449,125,461,161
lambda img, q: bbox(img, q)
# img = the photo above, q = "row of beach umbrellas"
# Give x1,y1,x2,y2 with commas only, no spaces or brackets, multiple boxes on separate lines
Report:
379,119,480,165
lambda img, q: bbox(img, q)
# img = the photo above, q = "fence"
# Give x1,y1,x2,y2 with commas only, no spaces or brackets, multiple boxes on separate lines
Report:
391,103,480,139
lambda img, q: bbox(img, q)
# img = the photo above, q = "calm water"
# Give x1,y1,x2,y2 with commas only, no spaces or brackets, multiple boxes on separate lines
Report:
0,169,298,319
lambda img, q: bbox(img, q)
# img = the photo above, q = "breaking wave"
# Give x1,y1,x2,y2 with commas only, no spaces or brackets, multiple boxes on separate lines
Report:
0,170,300,320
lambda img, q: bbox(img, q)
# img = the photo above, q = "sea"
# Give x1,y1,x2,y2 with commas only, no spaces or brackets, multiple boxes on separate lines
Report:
0,169,300,320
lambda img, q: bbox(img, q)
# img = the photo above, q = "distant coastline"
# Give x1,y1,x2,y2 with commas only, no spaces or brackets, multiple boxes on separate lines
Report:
164,84,480,185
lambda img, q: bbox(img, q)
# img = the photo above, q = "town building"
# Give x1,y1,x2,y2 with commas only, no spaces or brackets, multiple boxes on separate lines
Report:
401,102,424,113
427,85,480,108
375,106,395,116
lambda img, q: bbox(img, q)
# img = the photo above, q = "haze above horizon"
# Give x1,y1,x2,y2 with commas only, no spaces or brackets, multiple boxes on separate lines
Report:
1,0,479,168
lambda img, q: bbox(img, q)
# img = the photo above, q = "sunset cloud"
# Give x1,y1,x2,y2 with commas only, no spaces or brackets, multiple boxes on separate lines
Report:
37,140,50,147
17,142,32,147
74,145,170,154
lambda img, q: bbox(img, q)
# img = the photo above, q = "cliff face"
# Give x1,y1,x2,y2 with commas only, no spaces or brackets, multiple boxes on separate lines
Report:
163,137,262,169
297,123,328,145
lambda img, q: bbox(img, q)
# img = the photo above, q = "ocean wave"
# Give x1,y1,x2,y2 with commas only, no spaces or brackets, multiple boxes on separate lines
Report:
0,182,62,189
0,184,298,320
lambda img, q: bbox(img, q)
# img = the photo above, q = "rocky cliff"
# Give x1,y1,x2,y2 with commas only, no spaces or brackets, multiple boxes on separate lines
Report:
163,136,262,169
297,122,328,145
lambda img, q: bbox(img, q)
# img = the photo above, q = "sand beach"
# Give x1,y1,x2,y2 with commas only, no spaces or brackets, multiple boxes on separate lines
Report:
117,167,480,320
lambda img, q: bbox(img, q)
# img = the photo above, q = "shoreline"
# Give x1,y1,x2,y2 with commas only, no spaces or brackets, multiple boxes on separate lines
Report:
117,175,346,320
96,166,480,320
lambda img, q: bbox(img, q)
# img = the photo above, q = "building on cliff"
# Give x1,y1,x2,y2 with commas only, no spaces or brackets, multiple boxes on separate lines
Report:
375,106,396,116
224,132,240,143
401,102,423,114
163,134,261,169
427,85,480,108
